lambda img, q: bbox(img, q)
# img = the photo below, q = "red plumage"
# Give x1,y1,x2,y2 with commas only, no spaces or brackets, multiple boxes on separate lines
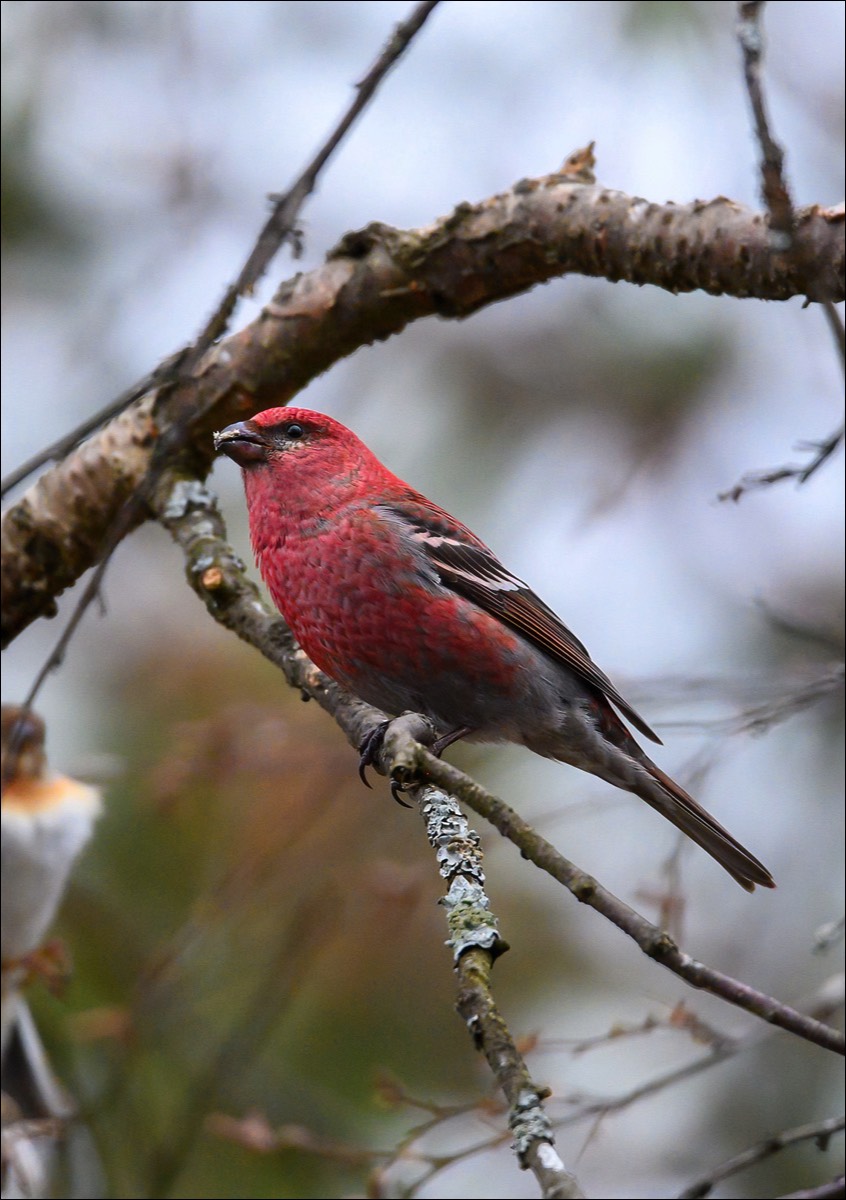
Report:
215,407,775,893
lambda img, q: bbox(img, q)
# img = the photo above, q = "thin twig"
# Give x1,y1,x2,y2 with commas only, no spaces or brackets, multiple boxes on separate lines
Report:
724,4,844,504
657,666,844,738
737,1,795,245
545,973,843,1139
184,0,440,358
0,0,441,500
779,1177,846,1199
718,424,845,502
679,1114,845,1199
822,299,846,374
9,0,441,711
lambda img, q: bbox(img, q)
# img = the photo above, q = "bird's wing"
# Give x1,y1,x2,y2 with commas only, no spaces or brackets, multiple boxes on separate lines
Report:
382,496,662,745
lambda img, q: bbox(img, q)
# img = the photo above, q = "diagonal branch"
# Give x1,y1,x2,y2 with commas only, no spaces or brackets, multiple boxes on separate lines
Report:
3,172,843,648
392,743,845,1057
183,0,441,365
0,0,441,500
679,1113,845,1200
153,472,845,1058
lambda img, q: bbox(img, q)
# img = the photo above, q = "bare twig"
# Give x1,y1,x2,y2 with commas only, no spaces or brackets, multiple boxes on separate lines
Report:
209,1095,512,1196
718,423,845,502
183,0,441,362
822,299,846,374
779,1177,846,1199
725,4,844,505
814,918,846,956
544,973,843,1143
0,1,440,503
679,1113,845,1199
155,474,845,1058
737,1,795,245
657,666,844,739
546,1003,729,1057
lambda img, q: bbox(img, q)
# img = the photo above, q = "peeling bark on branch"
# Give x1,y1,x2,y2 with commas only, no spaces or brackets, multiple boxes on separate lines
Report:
3,171,844,646
1,399,158,642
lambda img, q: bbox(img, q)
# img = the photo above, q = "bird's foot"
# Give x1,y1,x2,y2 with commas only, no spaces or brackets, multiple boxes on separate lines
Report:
358,721,414,808
358,716,470,808
358,721,390,789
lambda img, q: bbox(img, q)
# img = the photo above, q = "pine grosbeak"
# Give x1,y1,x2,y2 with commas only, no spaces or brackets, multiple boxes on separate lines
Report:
214,408,774,892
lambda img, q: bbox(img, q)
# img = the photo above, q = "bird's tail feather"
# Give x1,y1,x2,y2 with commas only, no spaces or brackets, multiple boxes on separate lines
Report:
636,760,775,892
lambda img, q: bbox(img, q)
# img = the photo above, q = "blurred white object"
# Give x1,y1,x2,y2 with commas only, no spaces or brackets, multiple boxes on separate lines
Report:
1,707,102,1200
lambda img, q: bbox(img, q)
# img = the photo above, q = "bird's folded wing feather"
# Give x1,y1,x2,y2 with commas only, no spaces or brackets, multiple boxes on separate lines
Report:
383,497,662,745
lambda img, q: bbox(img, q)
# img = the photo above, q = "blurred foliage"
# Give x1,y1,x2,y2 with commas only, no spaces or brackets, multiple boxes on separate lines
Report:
621,0,715,45
0,105,86,254
29,636,581,1197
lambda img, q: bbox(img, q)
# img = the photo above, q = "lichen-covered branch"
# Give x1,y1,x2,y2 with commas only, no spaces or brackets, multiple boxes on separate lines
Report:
391,746,845,1057
152,471,384,751
154,473,845,1060
3,164,843,646
155,470,583,1195
411,783,584,1199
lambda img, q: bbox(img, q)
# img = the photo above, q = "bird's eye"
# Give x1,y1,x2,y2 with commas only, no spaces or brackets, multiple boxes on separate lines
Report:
284,422,305,440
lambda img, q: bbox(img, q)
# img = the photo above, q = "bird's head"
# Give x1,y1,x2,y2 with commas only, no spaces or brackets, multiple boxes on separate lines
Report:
214,408,392,522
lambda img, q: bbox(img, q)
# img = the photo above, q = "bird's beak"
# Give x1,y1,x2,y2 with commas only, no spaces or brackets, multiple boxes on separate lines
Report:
213,421,269,466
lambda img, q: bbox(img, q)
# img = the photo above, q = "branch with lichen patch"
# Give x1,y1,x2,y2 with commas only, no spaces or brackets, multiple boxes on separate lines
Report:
152,471,384,750
154,471,845,1060
387,740,845,1058
410,782,584,1199
155,471,582,1196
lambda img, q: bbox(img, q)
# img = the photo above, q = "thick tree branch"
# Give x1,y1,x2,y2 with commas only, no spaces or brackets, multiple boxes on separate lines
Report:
3,168,843,647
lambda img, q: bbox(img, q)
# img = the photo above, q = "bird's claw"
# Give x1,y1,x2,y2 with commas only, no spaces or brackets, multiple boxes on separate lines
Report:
358,720,390,789
358,720,414,807
390,778,413,808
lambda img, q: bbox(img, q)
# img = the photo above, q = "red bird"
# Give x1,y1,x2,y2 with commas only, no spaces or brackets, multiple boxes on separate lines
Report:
215,408,774,892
